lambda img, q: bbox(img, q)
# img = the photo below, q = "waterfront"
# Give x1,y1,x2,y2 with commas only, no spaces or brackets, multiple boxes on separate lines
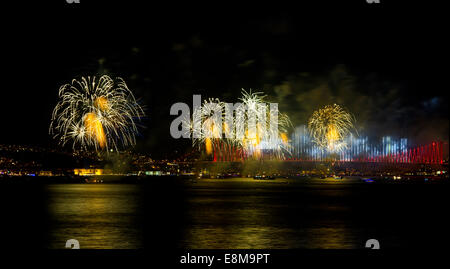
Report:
43,177,450,249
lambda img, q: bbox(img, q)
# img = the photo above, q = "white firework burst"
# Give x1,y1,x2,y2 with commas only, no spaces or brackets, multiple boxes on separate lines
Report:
50,75,144,151
238,89,292,158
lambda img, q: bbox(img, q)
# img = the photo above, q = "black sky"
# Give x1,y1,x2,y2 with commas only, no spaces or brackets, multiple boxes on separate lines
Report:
1,1,447,158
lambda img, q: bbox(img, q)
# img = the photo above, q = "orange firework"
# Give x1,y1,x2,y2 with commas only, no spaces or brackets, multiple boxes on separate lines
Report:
50,75,144,151
308,104,356,152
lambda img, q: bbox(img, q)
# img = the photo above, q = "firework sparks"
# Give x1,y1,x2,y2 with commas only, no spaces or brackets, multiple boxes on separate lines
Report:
238,90,292,159
308,104,356,152
184,90,292,160
50,75,144,151
183,98,229,157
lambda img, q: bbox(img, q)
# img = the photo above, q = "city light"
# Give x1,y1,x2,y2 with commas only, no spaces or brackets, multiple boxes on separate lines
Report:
290,126,445,164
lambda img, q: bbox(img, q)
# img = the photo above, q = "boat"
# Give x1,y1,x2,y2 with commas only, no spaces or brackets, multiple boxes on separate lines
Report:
361,177,375,183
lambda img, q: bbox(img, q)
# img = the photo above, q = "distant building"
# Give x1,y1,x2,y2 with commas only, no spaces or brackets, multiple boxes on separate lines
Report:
144,170,162,176
38,171,53,176
74,168,112,176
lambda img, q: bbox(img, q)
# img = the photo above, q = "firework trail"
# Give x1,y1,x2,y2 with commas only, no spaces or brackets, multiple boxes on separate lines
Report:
238,90,291,159
183,98,232,158
184,90,292,160
50,75,144,151
308,104,356,152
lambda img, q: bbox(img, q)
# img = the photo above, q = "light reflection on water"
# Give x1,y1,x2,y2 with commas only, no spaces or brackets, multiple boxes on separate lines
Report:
182,226,357,249
46,179,369,249
178,182,360,249
43,178,450,249
47,184,142,249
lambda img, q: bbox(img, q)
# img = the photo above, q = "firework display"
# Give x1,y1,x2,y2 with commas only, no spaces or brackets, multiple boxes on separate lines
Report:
292,126,406,161
290,126,445,164
308,104,356,152
183,98,229,159
184,90,292,160
50,75,144,151
238,90,291,159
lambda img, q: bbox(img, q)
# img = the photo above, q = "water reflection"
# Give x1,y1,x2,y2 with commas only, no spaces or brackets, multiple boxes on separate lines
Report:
45,179,412,249
47,184,142,249
178,183,360,248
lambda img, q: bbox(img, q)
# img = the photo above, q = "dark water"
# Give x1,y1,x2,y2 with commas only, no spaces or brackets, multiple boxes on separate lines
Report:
40,178,450,249
47,184,143,249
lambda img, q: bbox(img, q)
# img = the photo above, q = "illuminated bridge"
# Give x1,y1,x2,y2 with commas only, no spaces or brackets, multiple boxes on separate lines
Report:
288,126,447,164
194,126,448,164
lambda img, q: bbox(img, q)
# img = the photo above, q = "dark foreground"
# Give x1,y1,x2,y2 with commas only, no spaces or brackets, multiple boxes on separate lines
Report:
1,177,450,249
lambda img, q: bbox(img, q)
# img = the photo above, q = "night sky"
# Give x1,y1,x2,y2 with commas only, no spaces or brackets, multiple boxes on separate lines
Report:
1,1,447,158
